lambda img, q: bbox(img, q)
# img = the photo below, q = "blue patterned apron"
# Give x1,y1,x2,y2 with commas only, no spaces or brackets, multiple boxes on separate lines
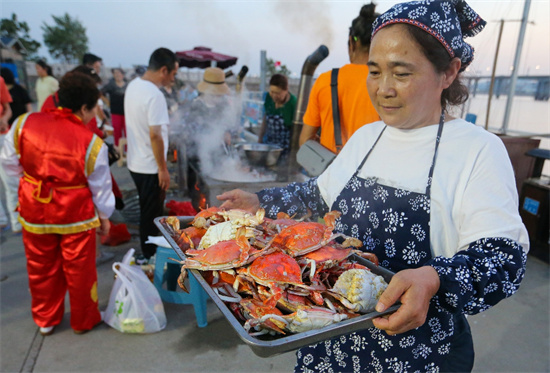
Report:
295,112,473,372
265,114,291,157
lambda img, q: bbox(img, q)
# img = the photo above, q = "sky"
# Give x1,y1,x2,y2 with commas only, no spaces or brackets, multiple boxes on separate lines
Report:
1,0,549,78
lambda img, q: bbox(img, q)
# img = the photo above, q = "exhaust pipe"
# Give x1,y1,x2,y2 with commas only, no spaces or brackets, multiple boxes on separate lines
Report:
236,65,249,93
287,45,329,178
237,65,249,82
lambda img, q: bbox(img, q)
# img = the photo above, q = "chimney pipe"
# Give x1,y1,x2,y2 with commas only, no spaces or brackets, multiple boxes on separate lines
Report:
237,65,249,82
287,45,329,178
236,65,249,93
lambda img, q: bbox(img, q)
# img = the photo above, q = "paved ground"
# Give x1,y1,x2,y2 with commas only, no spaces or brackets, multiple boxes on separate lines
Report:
1,161,548,373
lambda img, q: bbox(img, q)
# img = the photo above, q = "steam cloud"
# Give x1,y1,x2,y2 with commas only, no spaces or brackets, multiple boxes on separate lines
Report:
169,83,276,183
273,1,335,51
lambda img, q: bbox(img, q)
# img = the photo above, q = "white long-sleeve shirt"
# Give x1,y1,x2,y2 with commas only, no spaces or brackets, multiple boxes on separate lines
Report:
317,118,529,258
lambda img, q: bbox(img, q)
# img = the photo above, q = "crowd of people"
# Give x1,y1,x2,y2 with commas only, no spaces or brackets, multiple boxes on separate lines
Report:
0,1,532,371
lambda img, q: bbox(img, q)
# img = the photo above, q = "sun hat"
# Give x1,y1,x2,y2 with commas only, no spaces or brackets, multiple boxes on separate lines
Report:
371,0,486,71
197,67,230,95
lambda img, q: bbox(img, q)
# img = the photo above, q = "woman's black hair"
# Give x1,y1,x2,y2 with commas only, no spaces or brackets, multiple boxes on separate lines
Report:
0,67,15,85
349,3,379,50
57,72,100,113
36,59,54,76
71,65,102,84
404,25,469,110
269,74,288,91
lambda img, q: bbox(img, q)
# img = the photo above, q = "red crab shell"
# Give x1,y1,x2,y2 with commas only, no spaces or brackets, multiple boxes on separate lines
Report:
240,298,287,334
175,226,207,253
244,251,303,287
269,211,341,257
191,206,224,228
182,227,251,271
301,245,353,266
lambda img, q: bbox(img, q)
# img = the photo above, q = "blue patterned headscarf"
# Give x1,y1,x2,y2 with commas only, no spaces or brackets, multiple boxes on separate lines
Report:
372,0,486,71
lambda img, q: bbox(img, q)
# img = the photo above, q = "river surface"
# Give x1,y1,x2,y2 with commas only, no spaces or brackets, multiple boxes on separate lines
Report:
452,94,550,174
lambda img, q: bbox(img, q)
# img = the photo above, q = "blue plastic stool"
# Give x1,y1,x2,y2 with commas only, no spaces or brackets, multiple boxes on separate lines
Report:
154,246,208,327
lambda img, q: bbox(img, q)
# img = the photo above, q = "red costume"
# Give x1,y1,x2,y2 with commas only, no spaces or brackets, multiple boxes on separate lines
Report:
13,109,109,331
42,92,124,204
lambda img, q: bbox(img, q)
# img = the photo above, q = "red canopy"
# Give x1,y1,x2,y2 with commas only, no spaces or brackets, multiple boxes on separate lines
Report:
176,46,238,69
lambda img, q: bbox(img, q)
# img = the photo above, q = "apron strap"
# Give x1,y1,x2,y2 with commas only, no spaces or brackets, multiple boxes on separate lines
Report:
357,126,386,171
425,109,445,195
356,108,445,197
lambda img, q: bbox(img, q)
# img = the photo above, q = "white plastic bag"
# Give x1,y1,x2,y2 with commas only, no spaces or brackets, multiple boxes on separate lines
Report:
104,248,167,333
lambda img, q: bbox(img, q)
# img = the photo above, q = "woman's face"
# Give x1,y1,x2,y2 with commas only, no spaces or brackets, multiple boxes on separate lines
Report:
269,85,288,105
367,25,454,129
77,104,98,125
113,69,124,81
35,64,47,77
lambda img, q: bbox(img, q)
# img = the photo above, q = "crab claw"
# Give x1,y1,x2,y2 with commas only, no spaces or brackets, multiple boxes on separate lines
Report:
177,269,190,293
353,251,379,266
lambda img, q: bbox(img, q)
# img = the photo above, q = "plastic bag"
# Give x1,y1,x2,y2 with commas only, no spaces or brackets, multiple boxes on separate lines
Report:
104,248,166,333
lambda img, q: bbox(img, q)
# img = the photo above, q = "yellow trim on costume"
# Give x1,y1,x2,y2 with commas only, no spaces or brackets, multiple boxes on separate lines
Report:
85,135,104,177
18,215,100,235
91,282,98,303
23,172,86,204
13,113,31,156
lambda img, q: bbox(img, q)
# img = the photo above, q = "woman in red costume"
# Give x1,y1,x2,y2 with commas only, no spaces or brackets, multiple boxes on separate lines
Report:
0,72,114,336
41,66,125,210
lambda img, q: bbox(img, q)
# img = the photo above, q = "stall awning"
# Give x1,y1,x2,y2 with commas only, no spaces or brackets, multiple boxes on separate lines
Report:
176,46,238,69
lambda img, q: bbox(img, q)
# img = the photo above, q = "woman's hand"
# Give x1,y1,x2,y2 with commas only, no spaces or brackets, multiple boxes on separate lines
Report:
96,218,111,237
372,266,440,335
217,189,260,213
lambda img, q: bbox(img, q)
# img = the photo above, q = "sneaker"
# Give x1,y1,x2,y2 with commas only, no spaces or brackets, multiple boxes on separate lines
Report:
135,255,148,265
40,326,55,336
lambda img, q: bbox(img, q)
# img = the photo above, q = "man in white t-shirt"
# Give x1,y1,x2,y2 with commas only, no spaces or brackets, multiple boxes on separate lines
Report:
124,47,179,259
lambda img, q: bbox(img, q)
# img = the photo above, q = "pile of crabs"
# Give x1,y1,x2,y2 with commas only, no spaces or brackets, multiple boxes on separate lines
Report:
161,207,388,337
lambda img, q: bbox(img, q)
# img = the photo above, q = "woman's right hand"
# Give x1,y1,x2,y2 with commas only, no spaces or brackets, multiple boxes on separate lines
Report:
217,189,260,213
97,218,111,237
372,266,440,335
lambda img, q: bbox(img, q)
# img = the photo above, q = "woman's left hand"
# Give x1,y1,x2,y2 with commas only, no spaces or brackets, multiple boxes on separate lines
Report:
217,189,259,213
372,266,440,335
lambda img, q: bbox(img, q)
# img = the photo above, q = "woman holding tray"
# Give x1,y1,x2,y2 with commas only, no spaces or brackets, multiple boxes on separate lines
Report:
217,1,529,371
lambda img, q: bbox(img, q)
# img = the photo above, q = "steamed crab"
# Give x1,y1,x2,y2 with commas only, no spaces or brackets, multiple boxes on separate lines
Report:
164,207,394,337
259,212,300,236
244,306,348,335
234,251,305,305
269,211,349,257
175,227,257,292
197,208,265,250
190,206,225,229
238,298,286,335
328,268,388,313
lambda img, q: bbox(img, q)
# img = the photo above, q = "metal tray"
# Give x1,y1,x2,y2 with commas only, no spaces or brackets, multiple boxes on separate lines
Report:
154,216,400,358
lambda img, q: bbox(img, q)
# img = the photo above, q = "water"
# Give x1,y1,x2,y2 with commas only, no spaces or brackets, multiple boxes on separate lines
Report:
453,94,550,174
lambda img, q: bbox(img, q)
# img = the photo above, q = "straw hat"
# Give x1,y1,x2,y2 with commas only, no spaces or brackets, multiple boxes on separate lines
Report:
197,67,230,95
